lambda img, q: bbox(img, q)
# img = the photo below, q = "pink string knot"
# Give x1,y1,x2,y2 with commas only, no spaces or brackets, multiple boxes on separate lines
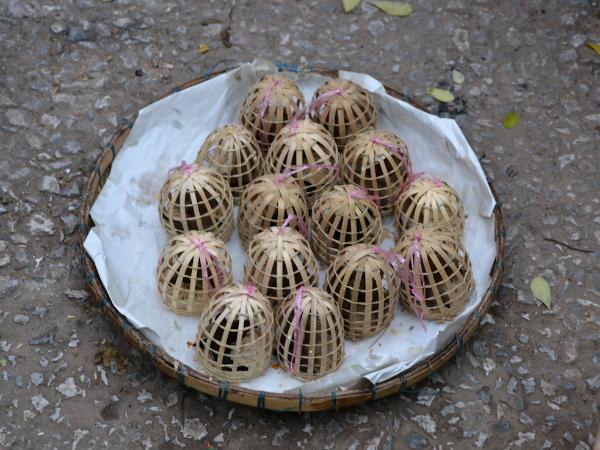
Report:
169,160,197,177
289,286,306,374
371,246,405,274
311,87,346,114
257,79,284,146
275,163,340,184
278,214,308,237
402,234,427,332
191,238,224,291
348,189,381,209
369,137,408,161
245,283,255,296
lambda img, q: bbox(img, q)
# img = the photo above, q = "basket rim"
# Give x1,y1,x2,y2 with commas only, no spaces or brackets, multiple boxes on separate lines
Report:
77,63,505,412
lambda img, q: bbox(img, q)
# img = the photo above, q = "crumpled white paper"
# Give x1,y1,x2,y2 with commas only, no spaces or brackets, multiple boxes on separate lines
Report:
84,60,496,394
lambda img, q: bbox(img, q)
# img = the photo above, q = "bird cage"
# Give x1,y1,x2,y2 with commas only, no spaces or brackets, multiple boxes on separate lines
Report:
342,129,412,216
265,119,339,206
237,174,308,248
394,174,464,237
195,283,274,382
157,231,232,315
240,75,305,153
158,162,234,240
275,287,345,380
393,226,474,322
309,78,377,151
244,225,318,307
325,244,400,340
196,124,263,203
310,184,382,265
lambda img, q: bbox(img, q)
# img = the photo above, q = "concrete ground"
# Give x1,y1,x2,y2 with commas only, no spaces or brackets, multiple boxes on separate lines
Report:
1,0,599,448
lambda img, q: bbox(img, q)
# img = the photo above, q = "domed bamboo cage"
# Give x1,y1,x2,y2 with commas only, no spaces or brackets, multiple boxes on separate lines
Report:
310,184,382,265
275,286,345,380
157,231,232,315
393,226,474,322
237,174,308,248
325,244,400,340
309,78,377,151
158,162,234,240
196,124,263,203
240,75,305,153
195,283,274,382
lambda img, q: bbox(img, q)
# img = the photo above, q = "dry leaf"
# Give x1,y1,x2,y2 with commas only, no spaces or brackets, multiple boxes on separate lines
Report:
196,44,210,54
343,0,362,12
503,111,519,129
370,1,413,16
452,69,464,84
95,344,128,375
530,276,551,309
429,88,454,103
586,41,600,56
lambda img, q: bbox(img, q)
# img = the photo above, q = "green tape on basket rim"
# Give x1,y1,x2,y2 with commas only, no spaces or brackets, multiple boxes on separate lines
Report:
257,391,266,409
218,382,229,400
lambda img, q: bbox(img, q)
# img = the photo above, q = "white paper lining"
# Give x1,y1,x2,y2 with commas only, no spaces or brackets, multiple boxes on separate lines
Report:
84,60,496,394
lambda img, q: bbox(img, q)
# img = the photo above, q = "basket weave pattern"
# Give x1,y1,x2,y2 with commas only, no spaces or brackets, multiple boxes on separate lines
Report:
240,75,305,153
244,227,319,307
395,175,465,237
310,78,377,150
266,119,339,205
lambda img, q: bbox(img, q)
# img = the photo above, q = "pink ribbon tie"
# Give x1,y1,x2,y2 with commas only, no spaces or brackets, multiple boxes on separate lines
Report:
274,163,340,184
257,79,283,146
278,214,308,237
169,160,197,177
191,238,224,291
402,233,427,332
289,286,305,374
348,189,381,209
311,87,346,115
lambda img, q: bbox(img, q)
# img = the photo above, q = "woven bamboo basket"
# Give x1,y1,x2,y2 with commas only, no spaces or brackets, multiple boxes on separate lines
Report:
393,226,474,322
342,129,412,216
157,231,233,315
79,65,505,412
395,174,465,237
244,225,319,307
237,174,308,248
158,163,234,240
325,244,400,340
275,286,345,380
265,119,339,206
195,284,274,382
310,78,377,151
196,124,263,204
310,184,382,265
240,75,304,153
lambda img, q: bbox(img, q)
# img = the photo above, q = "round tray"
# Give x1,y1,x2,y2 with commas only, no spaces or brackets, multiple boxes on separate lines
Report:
78,65,505,412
